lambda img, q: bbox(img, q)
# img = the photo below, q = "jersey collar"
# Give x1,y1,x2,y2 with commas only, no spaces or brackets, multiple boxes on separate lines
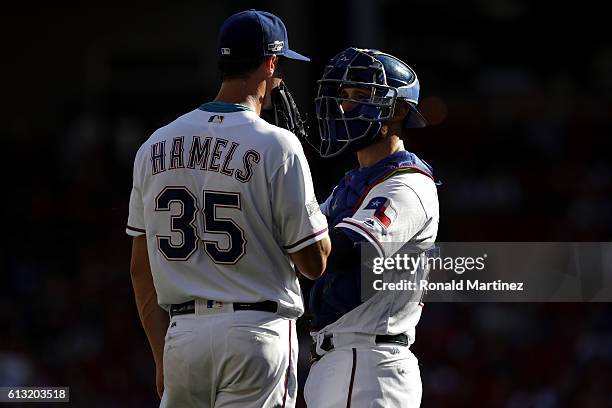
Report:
199,101,254,113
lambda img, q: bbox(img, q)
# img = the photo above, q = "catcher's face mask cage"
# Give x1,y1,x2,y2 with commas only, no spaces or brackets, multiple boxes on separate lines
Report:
313,47,426,158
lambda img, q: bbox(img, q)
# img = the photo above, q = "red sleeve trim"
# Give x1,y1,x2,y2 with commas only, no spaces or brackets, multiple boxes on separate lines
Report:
283,227,328,250
126,225,146,233
337,219,384,257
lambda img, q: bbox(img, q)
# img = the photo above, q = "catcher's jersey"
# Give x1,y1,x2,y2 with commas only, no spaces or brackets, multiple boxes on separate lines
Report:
126,102,328,318
319,171,439,344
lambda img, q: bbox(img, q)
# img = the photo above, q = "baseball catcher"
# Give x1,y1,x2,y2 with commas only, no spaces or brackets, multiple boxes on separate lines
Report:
304,47,439,408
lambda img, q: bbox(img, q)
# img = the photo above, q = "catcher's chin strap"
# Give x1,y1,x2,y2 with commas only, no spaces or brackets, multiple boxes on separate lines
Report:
260,81,308,140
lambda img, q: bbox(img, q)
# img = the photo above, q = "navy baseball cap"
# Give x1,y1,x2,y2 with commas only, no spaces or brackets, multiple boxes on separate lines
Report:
218,9,310,62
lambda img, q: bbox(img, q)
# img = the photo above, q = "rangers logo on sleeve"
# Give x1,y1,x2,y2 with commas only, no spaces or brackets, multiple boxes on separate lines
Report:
364,196,398,228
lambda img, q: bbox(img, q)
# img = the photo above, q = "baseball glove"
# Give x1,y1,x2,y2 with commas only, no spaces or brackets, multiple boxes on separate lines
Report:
261,81,308,139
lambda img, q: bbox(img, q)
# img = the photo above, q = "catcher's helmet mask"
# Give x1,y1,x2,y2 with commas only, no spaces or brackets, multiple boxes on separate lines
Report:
311,47,427,158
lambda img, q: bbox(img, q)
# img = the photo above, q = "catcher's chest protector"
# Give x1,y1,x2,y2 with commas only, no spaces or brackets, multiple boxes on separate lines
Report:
325,150,436,227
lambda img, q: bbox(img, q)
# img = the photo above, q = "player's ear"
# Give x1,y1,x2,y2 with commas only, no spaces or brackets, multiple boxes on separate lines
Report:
380,101,410,138
392,101,411,123
263,55,277,78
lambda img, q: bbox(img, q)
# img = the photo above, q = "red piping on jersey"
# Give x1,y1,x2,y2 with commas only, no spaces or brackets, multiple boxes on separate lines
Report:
346,348,357,408
337,219,384,256
126,225,146,233
352,166,434,212
282,320,292,408
284,227,328,250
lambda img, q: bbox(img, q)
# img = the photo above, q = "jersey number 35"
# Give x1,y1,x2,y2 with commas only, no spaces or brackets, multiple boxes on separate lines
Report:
155,186,246,264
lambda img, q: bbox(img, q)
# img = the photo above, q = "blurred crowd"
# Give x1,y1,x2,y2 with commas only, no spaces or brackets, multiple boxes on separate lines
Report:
2,1,612,406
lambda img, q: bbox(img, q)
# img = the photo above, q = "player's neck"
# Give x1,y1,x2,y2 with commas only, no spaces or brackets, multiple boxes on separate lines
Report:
357,136,405,168
214,79,266,115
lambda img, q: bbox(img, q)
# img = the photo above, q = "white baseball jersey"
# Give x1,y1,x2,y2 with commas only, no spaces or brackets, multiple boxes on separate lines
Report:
126,102,328,318
318,171,439,344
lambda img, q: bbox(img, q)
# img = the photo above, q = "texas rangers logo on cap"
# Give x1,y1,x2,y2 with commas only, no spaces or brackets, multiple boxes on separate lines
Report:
267,40,284,52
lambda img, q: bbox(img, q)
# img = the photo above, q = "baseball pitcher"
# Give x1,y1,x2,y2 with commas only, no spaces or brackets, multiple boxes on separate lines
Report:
127,10,330,408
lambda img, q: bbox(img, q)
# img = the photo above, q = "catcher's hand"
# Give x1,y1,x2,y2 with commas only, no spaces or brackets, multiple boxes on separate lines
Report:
261,81,308,140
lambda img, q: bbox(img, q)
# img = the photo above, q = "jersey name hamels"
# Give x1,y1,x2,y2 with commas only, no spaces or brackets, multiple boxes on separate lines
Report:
149,135,261,183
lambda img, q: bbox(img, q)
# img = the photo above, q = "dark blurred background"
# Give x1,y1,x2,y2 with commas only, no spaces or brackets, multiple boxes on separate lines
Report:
2,1,611,407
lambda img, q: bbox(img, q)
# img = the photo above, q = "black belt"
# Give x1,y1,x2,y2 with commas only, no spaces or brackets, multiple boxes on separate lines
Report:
169,300,278,317
311,333,409,362
374,333,409,346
